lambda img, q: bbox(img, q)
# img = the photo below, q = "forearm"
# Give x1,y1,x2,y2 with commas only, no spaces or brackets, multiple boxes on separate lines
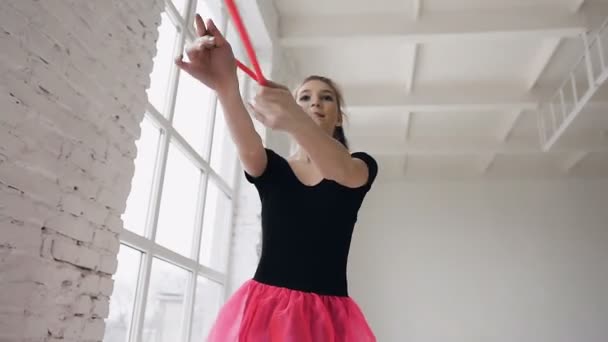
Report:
289,118,353,181
217,84,263,154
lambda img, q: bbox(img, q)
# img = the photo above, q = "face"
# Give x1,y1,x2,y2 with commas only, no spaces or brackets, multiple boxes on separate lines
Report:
296,79,342,134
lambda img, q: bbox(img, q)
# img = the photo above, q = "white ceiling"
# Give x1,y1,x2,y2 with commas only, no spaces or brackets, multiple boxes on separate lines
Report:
273,0,608,180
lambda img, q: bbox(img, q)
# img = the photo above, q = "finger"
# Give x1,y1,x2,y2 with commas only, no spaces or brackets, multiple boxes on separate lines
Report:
206,18,228,46
174,54,195,75
202,36,216,48
247,102,267,125
185,43,203,62
195,35,216,49
264,81,289,91
195,14,207,37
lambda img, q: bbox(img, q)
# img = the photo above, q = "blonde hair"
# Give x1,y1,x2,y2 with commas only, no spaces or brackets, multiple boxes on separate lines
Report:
294,75,349,149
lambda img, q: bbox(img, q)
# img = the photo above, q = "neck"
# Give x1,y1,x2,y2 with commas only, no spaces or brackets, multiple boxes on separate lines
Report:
294,148,311,163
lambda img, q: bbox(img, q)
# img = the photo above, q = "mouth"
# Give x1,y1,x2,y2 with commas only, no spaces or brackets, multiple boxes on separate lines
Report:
313,112,326,118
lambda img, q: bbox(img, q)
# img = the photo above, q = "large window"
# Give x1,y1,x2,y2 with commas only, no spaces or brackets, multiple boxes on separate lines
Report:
105,1,249,340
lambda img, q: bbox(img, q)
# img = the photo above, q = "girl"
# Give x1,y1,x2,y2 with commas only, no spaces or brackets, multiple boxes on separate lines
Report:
176,14,378,342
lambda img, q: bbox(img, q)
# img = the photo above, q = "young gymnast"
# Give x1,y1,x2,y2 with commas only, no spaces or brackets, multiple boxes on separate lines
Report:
175,13,378,341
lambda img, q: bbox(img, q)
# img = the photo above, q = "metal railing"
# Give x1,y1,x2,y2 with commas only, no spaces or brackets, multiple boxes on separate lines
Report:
538,18,608,151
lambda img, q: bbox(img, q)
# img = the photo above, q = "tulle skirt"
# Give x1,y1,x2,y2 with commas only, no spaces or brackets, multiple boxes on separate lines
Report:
207,279,376,342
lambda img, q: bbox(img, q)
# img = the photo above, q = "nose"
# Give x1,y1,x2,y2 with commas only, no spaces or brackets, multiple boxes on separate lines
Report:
310,96,321,108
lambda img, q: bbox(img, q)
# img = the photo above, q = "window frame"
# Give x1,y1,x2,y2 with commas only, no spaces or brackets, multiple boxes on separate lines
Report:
108,0,250,341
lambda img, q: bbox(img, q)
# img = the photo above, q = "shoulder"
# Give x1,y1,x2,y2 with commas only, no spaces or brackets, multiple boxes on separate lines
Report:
244,148,286,185
349,151,379,189
351,151,377,166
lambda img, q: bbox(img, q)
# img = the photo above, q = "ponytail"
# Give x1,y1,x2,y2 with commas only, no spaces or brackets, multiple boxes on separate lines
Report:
333,126,349,149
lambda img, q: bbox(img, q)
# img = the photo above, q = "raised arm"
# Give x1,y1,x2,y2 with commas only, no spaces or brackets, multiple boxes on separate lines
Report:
175,14,266,177
216,84,267,177
289,119,371,188
249,85,372,188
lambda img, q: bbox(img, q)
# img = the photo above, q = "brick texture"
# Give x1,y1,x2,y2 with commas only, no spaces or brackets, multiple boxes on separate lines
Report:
0,0,163,340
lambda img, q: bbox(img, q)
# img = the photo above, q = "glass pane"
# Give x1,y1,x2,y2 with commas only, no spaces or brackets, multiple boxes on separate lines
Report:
200,179,232,272
147,12,179,114
196,0,221,26
122,117,161,235
171,0,187,15
173,69,214,154
191,277,224,342
156,142,202,257
226,20,246,65
142,258,190,342
210,104,238,187
104,245,142,342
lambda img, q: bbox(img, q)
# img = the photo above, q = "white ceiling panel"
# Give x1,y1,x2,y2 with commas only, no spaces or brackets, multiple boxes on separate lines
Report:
274,0,608,179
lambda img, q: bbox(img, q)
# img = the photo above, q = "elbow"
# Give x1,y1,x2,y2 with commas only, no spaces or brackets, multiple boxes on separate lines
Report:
237,133,263,156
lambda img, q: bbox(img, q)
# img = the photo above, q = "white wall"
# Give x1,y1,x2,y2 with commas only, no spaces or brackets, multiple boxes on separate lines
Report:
0,0,160,340
348,180,608,342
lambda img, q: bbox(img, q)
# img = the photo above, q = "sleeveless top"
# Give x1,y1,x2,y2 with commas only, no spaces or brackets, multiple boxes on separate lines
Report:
244,149,378,296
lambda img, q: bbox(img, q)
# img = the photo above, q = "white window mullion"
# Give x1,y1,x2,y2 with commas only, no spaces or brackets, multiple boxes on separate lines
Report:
129,108,172,342
178,0,202,337
121,229,226,283
145,103,233,199
182,171,209,342
165,3,189,124
181,272,197,342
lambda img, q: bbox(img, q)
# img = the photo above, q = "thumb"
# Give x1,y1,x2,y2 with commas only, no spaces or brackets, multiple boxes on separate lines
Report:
174,54,195,75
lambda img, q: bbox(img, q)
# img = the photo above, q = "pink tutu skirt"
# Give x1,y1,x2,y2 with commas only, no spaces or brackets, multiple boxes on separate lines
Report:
207,279,376,342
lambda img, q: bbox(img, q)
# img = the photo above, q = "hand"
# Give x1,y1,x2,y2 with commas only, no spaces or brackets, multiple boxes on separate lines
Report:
248,82,310,132
175,14,238,94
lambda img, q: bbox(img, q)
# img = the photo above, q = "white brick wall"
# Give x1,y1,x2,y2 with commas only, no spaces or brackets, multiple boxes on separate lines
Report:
0,0,162,340
226,173,263,296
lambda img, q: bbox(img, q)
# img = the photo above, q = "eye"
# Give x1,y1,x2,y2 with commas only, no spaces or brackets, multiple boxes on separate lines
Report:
322,95,334,101
299,95,310,101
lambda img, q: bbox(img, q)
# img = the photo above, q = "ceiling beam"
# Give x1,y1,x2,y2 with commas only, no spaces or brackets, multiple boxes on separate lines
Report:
479,154,497,174
350,137,608,155
406,45,419,94
483,110,521,175
406,0,422,93
561,151,589,172
403,112,412,141
572,0,586,12
344,84,541,112
343,83,608,113
280,8,586,46
348,102,538,113
493,38,561,144
413,0,422,20
525,38,562,90
403,154,410,175
497,110,524,142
